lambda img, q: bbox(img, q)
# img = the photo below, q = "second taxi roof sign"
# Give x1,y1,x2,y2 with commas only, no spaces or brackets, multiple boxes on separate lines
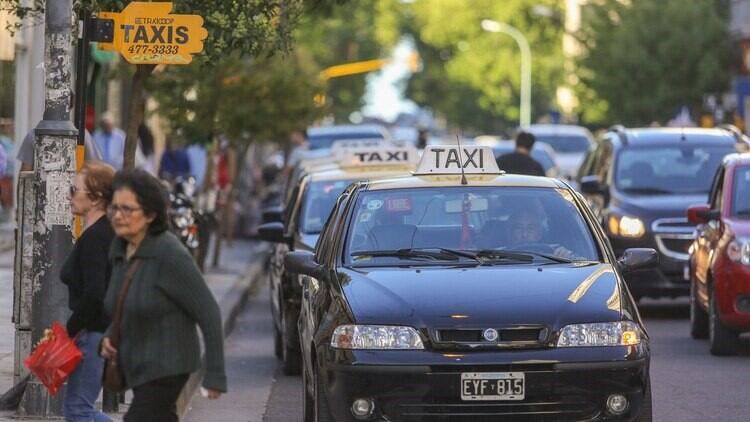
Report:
96,2,207,65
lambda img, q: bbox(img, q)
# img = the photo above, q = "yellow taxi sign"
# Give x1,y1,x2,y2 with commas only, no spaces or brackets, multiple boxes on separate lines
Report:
97,2,207,65
414,146,501,175
341,147,419,169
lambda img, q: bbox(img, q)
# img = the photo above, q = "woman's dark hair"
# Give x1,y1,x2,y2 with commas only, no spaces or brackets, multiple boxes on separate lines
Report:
112,169,170,235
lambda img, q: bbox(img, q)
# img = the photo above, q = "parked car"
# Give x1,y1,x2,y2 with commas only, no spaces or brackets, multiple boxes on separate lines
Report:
578,126,749,301
687,152,750,355
523,124,595,179
307,124,390,150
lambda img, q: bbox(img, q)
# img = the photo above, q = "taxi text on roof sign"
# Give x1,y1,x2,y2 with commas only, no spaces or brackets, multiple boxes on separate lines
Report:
341,146,419,168
414,146,501,175
96,2,207,65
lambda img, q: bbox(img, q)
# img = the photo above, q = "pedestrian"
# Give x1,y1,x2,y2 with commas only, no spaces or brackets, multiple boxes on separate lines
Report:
60,160,116,422
158,138,192,180
416,127,429,149
93,112,127,169
496,131,545,176
100,169,226,422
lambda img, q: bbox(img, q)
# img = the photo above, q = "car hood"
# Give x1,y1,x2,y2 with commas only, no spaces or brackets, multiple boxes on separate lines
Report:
339,263,622,330
615,193,707,218
725,218,750,236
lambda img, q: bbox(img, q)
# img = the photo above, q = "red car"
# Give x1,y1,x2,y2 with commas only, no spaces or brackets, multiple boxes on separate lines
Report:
688,153,750,355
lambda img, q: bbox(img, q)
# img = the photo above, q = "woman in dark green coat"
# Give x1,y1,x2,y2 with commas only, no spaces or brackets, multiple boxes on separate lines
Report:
100,169,226,422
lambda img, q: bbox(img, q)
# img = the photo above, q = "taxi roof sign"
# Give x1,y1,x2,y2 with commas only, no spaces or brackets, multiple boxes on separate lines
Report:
341,146,419,169
96,2,207,65
414,146,501,175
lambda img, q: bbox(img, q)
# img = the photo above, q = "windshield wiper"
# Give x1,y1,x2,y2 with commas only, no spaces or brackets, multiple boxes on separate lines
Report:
478,249,574,264
351,248,461,262
621,187,672,195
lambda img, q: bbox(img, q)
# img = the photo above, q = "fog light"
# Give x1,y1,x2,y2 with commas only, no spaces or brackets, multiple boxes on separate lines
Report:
351,398,374,419
606,394,628,415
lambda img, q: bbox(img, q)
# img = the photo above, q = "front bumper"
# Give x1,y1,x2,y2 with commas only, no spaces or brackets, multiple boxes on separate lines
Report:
611,236,689,298
715,260,750,329
321,347,649,421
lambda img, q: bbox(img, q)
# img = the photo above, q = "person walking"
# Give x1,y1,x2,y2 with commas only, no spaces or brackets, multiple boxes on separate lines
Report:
496,131,545,176
60,160,116,422
100,169,226,422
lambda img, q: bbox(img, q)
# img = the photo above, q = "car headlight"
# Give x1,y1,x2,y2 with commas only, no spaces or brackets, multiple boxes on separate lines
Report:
727,238,750,265
331,325,424,350
557,321,641,347
608,215,645,238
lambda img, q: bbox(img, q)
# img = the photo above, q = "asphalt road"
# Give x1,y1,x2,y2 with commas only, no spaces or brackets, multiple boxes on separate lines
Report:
188,275,750,421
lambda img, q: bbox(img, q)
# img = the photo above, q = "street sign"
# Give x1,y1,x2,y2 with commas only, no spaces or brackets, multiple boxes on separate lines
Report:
96,2,207,65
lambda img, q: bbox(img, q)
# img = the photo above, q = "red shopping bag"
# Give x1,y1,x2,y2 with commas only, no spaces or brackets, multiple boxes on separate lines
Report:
23,322,82,396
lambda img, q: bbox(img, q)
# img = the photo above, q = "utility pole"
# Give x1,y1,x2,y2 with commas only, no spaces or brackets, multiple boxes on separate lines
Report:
18,0,76,416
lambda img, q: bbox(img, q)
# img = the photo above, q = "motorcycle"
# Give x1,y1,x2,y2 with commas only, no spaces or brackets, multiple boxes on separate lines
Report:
168,176,200,253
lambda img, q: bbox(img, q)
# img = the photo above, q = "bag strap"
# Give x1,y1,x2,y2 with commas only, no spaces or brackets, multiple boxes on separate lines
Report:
109,259,142,349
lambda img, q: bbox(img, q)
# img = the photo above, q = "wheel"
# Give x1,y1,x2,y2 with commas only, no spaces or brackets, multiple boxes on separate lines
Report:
690,283,709,339
637,377,653,421
273,320,283,358
281,307,302,375
314,367,334,422
709,293,740,356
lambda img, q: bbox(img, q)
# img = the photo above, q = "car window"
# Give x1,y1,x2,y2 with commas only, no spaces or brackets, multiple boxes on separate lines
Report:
345,186,600,265
534,135,591,153
732,166,750,217
615,145,733,195
308,132,385,150
709,166,725,211
299,179,354,234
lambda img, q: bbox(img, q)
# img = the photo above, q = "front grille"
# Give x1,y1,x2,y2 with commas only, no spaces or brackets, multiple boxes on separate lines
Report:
652,218,696,260
434,327,547,348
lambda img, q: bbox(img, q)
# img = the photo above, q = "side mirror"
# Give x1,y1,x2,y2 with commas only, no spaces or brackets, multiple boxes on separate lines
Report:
257,222,290,244
261,206,284,224
687,204,720,225
284,251,324,279
580,175,606,195
618,248,659,273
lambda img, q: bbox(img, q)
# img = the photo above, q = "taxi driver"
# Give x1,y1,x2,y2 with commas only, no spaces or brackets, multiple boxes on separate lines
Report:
508,210,576,260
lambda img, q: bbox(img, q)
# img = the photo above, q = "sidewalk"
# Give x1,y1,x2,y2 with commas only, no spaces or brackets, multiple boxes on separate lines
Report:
0,238,268,421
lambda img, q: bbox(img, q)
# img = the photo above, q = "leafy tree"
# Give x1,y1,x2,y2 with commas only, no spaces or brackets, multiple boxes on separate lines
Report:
576,0,730,125
391,0,564,133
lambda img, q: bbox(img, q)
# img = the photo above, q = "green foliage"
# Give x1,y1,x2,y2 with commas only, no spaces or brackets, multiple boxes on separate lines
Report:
295,0,385,122
576,0,730,125
397,0,564,133
149,51,325,145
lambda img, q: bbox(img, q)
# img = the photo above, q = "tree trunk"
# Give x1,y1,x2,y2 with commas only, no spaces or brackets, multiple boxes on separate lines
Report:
123,64,156,169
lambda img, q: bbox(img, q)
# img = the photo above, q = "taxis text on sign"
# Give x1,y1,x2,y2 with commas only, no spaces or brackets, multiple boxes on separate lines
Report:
415,146,501,175
97,2,207,65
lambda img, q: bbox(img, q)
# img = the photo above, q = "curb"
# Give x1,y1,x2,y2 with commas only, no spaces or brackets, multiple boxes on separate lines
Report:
177,246,270,419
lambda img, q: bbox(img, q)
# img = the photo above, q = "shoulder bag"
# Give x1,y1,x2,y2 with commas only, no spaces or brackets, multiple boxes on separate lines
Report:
103,259,141,393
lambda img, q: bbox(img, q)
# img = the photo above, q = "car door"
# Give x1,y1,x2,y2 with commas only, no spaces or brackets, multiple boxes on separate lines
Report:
693,165,725,303
270,184,301,328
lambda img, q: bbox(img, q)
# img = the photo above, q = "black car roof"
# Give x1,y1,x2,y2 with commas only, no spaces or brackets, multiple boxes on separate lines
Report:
610,127,738,148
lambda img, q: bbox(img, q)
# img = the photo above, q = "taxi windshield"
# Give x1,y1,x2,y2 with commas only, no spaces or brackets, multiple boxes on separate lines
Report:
733,166,750,218
300,180,353,234
345,186,600,265
615,145,732,195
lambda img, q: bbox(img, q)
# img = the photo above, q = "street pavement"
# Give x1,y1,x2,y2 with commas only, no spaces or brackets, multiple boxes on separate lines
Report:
0,237,267,421
185,272,750,422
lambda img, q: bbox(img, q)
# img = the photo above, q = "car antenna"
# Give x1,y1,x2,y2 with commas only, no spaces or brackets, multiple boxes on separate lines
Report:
456,134,468,185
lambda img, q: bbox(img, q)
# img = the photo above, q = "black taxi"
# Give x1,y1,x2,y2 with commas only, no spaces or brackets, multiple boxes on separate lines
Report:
259,146,418,374
287,146,656,421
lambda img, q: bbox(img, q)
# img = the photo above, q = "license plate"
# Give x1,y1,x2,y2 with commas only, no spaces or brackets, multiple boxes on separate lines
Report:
460,372,525,401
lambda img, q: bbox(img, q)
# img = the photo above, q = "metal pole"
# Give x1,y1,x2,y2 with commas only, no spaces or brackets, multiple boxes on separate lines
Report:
481,20,532,127
18,0,77,416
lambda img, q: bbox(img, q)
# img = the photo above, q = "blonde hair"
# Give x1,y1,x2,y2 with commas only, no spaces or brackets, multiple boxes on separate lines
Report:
80,160,116,209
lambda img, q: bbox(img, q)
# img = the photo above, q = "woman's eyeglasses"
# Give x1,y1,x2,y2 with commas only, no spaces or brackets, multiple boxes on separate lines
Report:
107,204,142,217
69,185,88,196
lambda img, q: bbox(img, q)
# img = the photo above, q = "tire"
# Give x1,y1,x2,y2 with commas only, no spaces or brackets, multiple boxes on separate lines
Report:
690,283,709,339
709,293,740,356
637,377,653,422
273,320,283,359
314,368,334,422
281,307,302,375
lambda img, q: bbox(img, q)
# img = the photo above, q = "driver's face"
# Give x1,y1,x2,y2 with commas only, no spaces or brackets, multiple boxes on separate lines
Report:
511,214,542,244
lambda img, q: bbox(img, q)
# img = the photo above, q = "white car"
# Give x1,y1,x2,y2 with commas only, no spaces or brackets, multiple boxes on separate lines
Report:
307,124,391,150
521,124,595,180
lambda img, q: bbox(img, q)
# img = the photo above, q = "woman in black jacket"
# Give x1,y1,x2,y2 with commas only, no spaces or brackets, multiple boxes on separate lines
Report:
60,160,116,422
